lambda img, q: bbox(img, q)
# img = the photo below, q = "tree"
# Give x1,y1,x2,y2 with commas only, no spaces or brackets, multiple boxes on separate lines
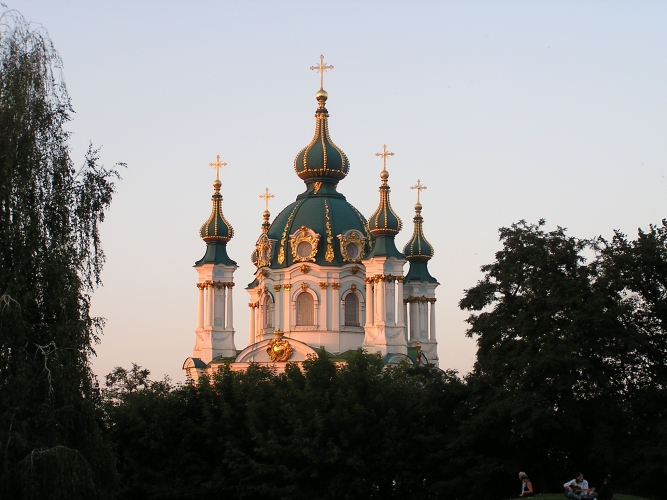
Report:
458,219,667,497
0,10,121,498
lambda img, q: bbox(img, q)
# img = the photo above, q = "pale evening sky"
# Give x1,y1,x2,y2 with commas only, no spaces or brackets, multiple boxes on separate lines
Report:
8,1,667,382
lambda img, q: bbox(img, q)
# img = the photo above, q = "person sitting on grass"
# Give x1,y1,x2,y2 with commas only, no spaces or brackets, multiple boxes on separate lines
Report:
517,472,534,497
564,472,598,500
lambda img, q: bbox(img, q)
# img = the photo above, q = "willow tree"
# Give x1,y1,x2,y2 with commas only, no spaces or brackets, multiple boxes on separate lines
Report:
0,10,121,499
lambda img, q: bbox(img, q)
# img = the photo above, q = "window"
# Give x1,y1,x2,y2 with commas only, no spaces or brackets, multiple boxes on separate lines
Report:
297,241,312,258
264,297,274,328
296,292,314,325
345,293,359,326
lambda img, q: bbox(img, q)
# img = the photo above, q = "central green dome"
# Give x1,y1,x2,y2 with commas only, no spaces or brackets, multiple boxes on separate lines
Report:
265,183,371,268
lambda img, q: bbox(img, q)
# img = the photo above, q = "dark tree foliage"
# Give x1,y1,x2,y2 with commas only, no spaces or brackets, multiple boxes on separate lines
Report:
459,220,667,498
104,352,468,500
0,10,121,499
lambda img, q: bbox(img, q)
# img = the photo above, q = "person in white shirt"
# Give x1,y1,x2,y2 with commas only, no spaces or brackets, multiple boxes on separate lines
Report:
564,472,598,500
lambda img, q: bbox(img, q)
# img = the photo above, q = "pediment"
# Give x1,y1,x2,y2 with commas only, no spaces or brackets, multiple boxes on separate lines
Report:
235,337,318,363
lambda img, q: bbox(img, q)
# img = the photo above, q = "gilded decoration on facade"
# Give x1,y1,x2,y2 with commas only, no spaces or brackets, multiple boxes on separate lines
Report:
313,181,322,194
300,282,309,291
319,282,329,289
290,226,320,263
332,283,341,290
338,230,365,263
283,284,291,291
351,265,360,275
300,264,310,274
266,330,293,362
273,285,282,292
255,234,273,268
323,200,335,262
278,201,302,264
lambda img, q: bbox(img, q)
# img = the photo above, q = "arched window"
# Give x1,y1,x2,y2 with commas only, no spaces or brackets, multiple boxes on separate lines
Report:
345,293,359,326
296,292,314,326
264,296,274,329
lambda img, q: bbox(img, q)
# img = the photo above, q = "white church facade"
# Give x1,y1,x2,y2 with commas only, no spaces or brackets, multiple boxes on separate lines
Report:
184,58,440,380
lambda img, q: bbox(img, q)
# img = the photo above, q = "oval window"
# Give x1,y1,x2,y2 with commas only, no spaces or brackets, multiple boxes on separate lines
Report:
297,241,312,258
346,242,359,260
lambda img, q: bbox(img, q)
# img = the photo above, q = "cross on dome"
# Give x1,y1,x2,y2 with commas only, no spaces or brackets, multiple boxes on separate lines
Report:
209,155,227,181
375,144,394,172
259,188,275,212
310,54,334,90
411,179,427,203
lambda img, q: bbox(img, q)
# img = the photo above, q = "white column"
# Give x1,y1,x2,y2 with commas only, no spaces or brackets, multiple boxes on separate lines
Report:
418,300,425,339
409,301,417,340
396,278,404,327
226,283,234,330
220,285,227,329
284,285,292,331
429,299,436,341
205,283,213,328
378,278,386,324
365,279,373,326
249,304,255,346
387,278,395,325
197,285,204,329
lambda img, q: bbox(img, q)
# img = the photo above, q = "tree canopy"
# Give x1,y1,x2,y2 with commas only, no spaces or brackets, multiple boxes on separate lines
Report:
0,10,121,499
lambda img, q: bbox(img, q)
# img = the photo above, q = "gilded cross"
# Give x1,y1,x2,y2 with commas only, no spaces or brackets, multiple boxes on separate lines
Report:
209,155,227,181
310,54,334,90
410,179,427,203
259,188,275,211
375,144,394,172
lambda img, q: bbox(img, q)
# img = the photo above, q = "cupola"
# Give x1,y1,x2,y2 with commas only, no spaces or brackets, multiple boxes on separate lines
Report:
293,89,350,183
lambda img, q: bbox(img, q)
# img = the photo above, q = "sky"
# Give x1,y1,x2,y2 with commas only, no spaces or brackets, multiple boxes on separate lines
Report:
7,1,667,382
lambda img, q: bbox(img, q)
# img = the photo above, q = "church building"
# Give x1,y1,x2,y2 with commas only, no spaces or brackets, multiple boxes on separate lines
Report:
183,57,440,380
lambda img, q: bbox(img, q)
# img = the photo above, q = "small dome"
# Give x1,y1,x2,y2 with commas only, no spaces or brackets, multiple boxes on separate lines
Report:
200,180,234,242
368,169,402,236
294,91,350,182
403,202,433,261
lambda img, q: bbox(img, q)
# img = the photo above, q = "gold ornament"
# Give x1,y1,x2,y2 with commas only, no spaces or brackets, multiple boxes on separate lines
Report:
266,330,293,362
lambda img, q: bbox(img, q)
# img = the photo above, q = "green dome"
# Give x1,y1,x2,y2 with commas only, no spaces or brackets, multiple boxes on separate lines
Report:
294,91,350,182
200,179,234,242
368,170,402,236
403,202,434,261
262,182,372,268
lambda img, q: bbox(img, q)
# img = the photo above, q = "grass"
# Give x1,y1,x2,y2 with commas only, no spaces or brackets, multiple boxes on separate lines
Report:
531,495,649,500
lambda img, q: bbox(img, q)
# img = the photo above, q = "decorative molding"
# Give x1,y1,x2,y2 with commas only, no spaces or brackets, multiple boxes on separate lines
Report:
324,200,335,262
300,264,310,274
319,282,329,289
290,226,320,263
278,201,302,264
283,284,291,291
300,282,309,291
350,283,357,291
332,283,341,290
338,230,365,263
273,285,282,292
350,265,361,275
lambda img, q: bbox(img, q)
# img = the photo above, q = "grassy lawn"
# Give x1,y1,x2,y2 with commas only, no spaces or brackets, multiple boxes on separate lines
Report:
531,495,649,500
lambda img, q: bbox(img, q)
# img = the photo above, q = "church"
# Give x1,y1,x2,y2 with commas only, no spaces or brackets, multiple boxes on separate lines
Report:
183,57,440,380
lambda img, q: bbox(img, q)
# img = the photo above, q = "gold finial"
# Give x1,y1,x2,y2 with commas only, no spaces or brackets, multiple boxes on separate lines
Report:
209,155,227,181
410,179,427,204
259,188,275,212
310,54,334,90
375,144,394,172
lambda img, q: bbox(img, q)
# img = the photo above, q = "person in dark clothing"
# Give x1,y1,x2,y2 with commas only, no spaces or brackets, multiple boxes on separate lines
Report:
597,475,614,500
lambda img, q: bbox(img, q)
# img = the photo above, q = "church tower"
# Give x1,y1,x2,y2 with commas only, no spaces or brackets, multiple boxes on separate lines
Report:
402,180,439,367
191,156,238,363
361,147,407,357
